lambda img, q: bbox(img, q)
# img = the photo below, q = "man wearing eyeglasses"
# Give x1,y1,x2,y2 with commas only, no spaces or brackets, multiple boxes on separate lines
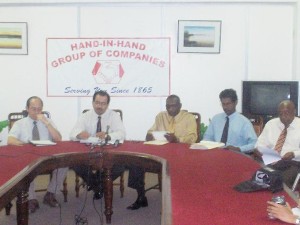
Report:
8,96,67,213
70,90,126,200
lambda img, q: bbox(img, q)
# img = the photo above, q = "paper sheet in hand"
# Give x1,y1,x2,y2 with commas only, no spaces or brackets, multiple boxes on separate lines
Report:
190,141,225,150
30,140,57,146
258,146,282,165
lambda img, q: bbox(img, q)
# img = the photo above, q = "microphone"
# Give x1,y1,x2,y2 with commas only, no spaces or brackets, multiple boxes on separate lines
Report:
104,125,110,145
114,140,119,147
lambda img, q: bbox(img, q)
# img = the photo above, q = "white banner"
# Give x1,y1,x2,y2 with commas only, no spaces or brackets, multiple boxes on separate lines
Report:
46,38,170,97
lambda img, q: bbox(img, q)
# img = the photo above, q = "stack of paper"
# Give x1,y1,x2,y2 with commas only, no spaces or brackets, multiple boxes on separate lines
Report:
144,140,169,145
30,140,57,146
190,141,225,150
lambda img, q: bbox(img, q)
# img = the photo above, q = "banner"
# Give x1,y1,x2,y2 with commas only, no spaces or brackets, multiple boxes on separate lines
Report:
46,38,170,97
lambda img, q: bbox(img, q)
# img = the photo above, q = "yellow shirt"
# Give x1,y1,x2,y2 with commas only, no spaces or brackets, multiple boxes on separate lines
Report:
148,110,197,144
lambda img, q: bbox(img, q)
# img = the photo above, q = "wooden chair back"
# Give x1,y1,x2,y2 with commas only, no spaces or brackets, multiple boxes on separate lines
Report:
189,112,201,143
82,109,123,120
8,110,50,130
243,113,264,136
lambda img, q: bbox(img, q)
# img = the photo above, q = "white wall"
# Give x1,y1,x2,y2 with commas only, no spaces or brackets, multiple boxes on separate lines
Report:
0,1,298,144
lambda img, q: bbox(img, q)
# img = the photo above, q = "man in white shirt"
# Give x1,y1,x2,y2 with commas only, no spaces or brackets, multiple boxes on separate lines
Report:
256,100,300,188
8,96,67,213
70,90,126,200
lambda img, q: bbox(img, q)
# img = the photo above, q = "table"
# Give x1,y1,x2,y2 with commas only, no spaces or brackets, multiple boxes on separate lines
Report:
0,141,294,225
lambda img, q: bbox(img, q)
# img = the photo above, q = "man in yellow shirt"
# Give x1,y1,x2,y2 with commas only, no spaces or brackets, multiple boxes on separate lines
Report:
127,95,197,210
146,94,197,144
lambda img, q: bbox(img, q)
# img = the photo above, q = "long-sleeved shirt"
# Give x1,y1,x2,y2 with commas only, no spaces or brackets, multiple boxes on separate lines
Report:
70,109,126,142
147,110,197,144
203,112,257,153
256,117,300,161
8,116,56,142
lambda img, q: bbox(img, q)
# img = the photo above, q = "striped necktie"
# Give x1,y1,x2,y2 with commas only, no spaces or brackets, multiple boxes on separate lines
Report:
32,121,40,140
274,127,288,153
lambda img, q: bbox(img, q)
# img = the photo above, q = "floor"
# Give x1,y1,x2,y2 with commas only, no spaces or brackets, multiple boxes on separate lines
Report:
0,171,162,225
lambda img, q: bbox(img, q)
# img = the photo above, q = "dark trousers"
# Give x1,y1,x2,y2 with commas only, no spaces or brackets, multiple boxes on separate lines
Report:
269,160,300,188
72,165,145,194
72,164,126,187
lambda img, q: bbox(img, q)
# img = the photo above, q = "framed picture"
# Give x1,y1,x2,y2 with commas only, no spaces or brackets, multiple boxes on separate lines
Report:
177,20,221,53
0,22,28,55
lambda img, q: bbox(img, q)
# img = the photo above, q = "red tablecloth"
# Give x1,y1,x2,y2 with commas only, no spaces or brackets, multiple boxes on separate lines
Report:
0,141,294,225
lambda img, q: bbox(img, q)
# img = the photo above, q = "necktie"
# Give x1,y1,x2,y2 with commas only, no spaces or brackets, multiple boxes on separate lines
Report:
221,116,229,144
274,127,288,153
96,116,102,133
32,121,40,140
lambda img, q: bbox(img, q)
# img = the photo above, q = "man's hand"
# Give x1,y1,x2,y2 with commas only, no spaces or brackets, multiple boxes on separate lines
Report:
252,148,263,160
77,131,90,140
96,131,107,140
36,114,49,125
225,146,240,151
282,152,295,160
164,133,178,143
267,201,296,224
146,133,154,141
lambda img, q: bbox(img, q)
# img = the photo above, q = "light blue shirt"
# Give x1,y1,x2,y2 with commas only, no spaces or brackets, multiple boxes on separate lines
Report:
203,112,257,153
8,117,55,142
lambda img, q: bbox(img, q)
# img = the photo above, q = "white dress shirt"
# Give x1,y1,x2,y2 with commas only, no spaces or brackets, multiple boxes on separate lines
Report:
256,117,300,160
70,109,126,142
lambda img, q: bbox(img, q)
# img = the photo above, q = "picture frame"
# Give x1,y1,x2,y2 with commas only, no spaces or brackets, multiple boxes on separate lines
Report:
177,20,221,53
0,22,28,55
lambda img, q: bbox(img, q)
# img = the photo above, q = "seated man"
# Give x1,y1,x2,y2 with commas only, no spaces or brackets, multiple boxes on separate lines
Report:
8,96,68,213
127,94,198,210
203,88,257,153
70,90,126,200
256,100,300,188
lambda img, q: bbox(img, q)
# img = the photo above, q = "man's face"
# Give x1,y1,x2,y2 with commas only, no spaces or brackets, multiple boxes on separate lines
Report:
93,94,109,115
278,104,295,127
221,97,237,116
27,98,43,120
166,98,181,117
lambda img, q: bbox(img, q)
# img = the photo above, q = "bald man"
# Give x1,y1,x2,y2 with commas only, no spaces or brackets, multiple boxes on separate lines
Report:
256,100,300,187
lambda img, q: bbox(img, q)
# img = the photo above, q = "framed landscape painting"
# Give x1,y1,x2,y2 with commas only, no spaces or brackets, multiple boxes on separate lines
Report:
0,22,28,55
177,20,221,53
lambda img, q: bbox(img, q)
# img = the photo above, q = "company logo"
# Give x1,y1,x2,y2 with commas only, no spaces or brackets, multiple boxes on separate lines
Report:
92,60,124,84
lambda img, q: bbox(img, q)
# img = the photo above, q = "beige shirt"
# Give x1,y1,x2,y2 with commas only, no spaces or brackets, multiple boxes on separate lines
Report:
148,110,197,144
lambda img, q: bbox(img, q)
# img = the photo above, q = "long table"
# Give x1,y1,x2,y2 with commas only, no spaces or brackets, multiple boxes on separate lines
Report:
0,141,294,225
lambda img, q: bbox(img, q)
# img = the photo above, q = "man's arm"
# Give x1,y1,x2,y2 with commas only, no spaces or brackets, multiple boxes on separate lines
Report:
177,114,197,144
37,114,62,142
7,136,25,146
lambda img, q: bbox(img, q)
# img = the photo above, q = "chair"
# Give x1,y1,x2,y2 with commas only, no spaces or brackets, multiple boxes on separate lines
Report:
145,111,201,193
75,109,125,198
243,113,264,136
5,110,68,215
189,112,201,142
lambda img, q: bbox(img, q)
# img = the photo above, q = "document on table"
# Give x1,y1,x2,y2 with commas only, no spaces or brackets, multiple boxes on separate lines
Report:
258,146,282,165
30,140,57,146
190,141,225,150
144,140,169,145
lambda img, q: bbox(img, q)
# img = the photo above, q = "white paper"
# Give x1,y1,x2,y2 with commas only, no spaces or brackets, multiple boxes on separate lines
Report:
144,140,169,145
79,137,123,145
258,146,282,165
151,131,167,141
30,140,57,146
79,137,101,144
190,141,225,150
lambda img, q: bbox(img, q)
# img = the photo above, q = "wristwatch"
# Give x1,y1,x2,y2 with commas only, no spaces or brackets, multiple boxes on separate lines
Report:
295,217,300,225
